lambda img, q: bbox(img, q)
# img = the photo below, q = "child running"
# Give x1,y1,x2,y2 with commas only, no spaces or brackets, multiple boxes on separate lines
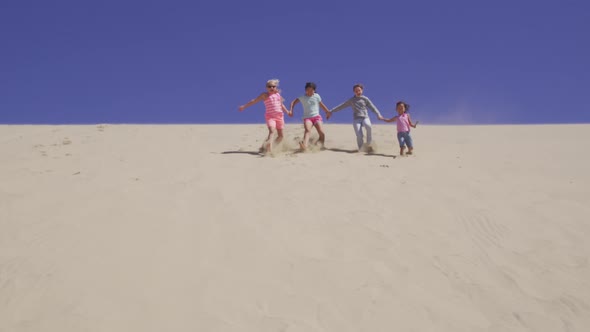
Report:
289,82,331,151
239,79,290,154
382,101,419,156
327,83,384,152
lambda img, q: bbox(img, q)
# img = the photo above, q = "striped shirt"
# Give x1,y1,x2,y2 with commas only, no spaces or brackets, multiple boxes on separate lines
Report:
264,93,283,116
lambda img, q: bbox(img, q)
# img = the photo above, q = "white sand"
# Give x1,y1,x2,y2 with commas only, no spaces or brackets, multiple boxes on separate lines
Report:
1,123,589,331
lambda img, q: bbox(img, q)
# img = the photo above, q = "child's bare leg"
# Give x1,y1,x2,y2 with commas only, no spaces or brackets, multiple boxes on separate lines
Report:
300,121,313,150
275,129,284,145
407,147,413,155
400,146,405,156
259,128,271,153
275,129,283,152
264,127,276,153
314,122,325,147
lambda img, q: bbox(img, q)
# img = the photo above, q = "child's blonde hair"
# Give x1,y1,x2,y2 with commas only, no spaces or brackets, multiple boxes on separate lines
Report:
266,79,280,87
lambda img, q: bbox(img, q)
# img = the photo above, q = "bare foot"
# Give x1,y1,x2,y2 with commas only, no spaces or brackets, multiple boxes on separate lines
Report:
261,142,271,155
298,141,307,152
314,140,326,150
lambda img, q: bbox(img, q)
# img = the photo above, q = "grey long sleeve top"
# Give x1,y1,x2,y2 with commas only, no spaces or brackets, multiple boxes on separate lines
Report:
330,95,382,119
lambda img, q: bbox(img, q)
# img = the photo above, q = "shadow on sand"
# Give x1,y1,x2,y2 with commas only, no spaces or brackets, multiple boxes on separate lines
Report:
365,153,397,158
221,148,398,158
325,148,359,154
326,148,397,158
221,150,263,156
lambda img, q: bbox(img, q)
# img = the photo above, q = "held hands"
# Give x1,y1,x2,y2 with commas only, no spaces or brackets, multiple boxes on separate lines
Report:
326,111,332,120
288,109,294,117
412,121,419,128
238,105,245,112
378,115,385,121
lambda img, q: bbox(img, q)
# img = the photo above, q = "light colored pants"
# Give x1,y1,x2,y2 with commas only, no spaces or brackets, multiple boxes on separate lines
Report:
352,117,372,149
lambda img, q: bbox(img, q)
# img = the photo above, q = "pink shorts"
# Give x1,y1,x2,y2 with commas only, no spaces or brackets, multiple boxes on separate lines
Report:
265,113,284,130
304,115,323,125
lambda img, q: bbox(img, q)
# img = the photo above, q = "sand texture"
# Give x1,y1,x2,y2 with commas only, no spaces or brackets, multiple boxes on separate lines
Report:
1,123,589,331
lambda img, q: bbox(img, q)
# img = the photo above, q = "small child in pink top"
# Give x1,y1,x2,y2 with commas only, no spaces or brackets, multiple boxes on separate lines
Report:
239,79,290,154
382,101,419,156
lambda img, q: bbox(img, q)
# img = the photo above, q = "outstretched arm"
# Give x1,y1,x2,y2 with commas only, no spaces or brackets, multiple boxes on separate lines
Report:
364,97,384,120
319,101,330,114
289,98,300,117
281,102,290,115
383,115,399,123
408,114,418,128
319,101,331,120
329,98,353,114
239,93,266,111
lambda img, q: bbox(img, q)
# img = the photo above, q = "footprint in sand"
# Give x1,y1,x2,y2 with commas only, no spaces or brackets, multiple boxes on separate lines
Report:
557,294,590,317
32,144,49,157
460,211,509,250
431,255,465,282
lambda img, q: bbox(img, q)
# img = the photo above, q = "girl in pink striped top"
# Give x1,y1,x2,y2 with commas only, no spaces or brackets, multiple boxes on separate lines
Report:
382,101,419,156
239,79,290,154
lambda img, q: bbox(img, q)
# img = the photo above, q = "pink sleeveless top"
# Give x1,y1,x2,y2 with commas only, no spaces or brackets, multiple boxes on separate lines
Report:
397,113,411,132
264,93,283,117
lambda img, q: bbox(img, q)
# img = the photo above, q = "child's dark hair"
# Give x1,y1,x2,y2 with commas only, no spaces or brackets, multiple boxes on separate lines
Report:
353,83,364,90
305,82,317,91
396,101,410,112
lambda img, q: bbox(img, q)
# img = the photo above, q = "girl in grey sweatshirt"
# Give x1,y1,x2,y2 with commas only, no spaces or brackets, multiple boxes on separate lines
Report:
328,84,384,151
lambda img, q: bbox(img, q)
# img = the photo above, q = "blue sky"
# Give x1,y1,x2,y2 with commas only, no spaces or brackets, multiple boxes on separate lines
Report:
1,0,589,124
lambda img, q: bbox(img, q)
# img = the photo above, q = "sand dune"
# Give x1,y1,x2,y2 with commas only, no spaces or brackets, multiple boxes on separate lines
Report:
1,124,589,331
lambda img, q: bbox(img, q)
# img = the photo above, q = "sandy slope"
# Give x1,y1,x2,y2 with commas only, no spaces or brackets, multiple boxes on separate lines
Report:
1,123,589,331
